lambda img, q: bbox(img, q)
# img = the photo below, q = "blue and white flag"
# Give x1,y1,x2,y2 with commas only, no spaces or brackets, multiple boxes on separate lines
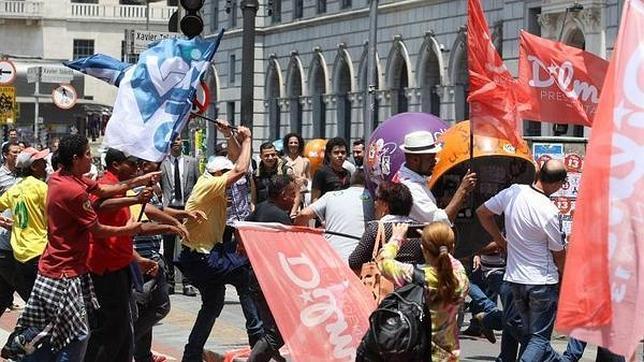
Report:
64,54,131,86
104,31,223,162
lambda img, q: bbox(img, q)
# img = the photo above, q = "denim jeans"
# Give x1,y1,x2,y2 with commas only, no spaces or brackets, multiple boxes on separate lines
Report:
510,283,560,362
469,282,503,330
178,248,264,362
23,329,90,362
562,338,626,362
497,281,522,362
247,270,284,362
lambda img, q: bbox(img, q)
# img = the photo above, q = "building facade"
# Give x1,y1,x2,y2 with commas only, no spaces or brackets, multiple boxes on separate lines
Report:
201,0,624,150
0,0,175,142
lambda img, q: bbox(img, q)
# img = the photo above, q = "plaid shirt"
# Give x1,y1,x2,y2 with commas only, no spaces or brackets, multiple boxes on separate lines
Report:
15,273,99,352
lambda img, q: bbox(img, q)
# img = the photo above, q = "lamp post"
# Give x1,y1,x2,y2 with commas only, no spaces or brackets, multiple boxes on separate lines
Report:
240,0,259,129
363,0,379,142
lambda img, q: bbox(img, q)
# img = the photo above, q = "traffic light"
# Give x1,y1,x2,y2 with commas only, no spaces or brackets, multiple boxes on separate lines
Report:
180,0,204,38
267,0,273,15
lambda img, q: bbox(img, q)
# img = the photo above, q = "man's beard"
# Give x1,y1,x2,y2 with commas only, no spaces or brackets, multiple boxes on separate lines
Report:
354,157,363,167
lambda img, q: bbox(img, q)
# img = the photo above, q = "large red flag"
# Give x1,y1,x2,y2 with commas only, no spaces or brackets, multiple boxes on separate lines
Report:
519,31,608,127
236,222,376,361
467,0,525,147
556,0,644,357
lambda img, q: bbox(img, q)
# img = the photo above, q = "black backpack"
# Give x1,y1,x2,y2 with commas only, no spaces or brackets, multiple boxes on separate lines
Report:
356,267,431,362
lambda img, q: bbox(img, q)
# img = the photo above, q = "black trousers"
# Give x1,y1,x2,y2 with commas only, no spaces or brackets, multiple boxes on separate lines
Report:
0,249,16,317
162,233,192,288
85,267,133,362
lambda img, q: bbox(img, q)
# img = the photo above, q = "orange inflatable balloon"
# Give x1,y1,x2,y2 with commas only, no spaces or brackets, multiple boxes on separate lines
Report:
430,120,534,188
430,121,536,258
304,139,327,176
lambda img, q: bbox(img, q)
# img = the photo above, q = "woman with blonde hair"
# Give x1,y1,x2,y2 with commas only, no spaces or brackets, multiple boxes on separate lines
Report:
378,222,469,361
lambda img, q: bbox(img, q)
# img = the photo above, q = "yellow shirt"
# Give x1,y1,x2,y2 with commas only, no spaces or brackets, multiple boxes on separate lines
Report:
0,176,48,263
182,172,227,253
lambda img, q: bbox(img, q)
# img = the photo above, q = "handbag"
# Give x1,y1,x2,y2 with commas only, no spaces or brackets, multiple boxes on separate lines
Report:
359,222,394,304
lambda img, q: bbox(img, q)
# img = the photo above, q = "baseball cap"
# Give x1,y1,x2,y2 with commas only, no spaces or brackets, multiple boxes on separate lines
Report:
206,156,234,173
16,147,50,169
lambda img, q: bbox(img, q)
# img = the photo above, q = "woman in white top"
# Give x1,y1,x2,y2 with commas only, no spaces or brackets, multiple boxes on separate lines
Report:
283,133,311,214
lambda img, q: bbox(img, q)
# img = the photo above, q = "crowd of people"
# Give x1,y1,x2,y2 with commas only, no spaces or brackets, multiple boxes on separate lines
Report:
0,120,626,362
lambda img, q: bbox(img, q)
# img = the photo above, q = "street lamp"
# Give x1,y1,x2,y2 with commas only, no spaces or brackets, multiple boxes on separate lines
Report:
363,0,379,142
553,2,583,136
240,0,259,129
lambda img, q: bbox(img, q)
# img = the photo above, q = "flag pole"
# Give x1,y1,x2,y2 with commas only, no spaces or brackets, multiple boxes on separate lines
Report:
190,112,238,132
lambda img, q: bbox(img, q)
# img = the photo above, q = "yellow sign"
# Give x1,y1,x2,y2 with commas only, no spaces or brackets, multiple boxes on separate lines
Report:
0,86,15,124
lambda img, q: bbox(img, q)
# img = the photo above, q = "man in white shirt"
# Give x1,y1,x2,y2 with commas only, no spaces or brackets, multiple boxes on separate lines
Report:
294,169,374,261
477,159,567,362
394,130,476,224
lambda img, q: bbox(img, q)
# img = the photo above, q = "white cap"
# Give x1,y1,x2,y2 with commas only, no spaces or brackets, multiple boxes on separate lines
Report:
206,156,234,173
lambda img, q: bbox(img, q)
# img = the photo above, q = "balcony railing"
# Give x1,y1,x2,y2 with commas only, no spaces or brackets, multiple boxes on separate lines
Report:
0,0,44,19
70,3,176,23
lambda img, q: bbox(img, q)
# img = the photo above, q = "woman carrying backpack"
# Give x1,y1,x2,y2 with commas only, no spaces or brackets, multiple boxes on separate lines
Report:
379,222,469,361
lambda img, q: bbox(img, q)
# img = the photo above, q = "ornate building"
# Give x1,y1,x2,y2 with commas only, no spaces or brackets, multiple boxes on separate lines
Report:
201,0,623,148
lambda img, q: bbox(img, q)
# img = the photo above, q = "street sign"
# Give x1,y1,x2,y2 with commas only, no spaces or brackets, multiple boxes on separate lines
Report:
40,66,74,84
52,84,77,110
126,29,184,54
0,60,17,85
0,86,15,124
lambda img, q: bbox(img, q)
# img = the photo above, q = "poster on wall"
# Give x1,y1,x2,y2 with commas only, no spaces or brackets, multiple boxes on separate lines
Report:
532,143,585,244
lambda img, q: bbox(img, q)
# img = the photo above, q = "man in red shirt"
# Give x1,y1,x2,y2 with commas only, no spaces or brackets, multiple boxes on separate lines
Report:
85,148,185,362
3,135,175,362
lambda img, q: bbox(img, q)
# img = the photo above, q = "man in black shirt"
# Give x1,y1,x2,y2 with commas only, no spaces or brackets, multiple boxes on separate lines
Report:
246,175,297,362
252,142,293,205
311,137,350,202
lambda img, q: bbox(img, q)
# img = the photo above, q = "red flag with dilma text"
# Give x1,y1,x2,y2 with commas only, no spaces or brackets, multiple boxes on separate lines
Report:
556,0,644,358
236,222,376,361
467,0,526,148
519,31,608,127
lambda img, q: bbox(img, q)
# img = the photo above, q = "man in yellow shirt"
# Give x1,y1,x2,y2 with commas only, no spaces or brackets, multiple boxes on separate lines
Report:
0,147,49,301
176,123,260,362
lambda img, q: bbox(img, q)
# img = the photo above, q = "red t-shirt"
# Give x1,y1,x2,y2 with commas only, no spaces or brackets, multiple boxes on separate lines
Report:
39,171,98,279
87,170,134,274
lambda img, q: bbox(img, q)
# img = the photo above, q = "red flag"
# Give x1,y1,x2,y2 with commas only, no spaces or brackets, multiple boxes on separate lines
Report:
236,222,376,361
519,31,608,127
467,0,525,147
556,0,644,357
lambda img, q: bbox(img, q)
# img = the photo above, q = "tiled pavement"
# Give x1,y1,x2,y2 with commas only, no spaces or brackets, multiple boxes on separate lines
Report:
1,287,642,361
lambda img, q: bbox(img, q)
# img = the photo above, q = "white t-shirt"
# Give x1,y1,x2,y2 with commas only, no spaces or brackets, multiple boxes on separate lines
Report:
395,164,450,224
310,186,374,261
484,184,565,285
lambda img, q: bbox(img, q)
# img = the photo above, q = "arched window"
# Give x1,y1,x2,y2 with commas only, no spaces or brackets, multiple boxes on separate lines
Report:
266,60,282,140
450,31,469,122
335,55,352,140
419,38,442,117
389,46,409,115
286,57,304,135
309,54,327,138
